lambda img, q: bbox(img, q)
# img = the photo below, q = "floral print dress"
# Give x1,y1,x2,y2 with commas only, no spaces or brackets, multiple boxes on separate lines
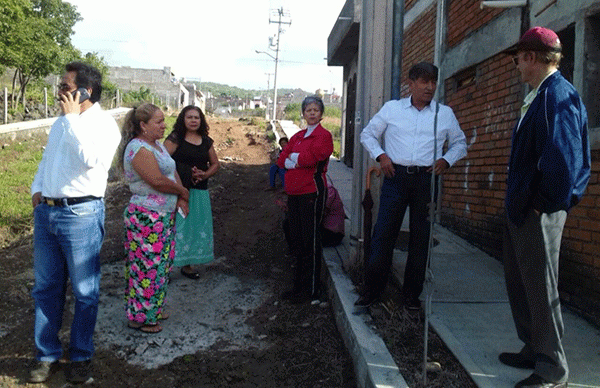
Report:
123,139,178,325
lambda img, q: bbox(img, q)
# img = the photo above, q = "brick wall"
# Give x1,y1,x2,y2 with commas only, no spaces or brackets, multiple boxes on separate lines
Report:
443,54,600,324
401,4,436,97
560,151,600,323
442,54,520,258
447,0,504,49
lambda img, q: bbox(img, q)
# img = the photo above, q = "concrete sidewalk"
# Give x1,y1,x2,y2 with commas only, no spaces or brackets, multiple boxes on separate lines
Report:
323,157,600,388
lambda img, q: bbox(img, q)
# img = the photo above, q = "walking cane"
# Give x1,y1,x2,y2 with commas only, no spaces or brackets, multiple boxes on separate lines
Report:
422,101,440,386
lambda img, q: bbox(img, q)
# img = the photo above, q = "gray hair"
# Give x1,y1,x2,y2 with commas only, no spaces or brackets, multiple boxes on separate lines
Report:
301,95,325,113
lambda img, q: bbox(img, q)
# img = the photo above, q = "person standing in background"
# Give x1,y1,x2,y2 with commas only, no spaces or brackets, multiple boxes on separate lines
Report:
277,96,333,303
500,27,590,388
164,105,219,279
29,62,120,384
119,103,189,334
357,62,467,310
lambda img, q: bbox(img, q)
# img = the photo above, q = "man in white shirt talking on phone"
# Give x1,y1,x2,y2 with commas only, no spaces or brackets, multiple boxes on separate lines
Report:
28,62,120,384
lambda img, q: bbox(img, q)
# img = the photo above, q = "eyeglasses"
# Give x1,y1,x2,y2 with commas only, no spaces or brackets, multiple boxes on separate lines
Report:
512,56,519,66
57,83,72,91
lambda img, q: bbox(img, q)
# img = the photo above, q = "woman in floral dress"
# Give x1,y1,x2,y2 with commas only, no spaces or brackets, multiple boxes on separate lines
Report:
118,103,189,333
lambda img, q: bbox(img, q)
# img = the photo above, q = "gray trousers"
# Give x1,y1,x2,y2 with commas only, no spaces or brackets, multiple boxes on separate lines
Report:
503,209,568,383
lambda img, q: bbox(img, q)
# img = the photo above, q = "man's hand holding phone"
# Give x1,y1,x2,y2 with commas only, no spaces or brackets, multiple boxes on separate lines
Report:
59,88,90,115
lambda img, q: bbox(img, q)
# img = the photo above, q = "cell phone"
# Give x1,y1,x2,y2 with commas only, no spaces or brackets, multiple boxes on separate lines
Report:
71,87,90,103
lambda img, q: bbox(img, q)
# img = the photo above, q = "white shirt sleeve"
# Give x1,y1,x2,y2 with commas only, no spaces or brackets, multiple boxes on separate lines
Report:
439,107,467,167
360,104,390,161
284,158,296,169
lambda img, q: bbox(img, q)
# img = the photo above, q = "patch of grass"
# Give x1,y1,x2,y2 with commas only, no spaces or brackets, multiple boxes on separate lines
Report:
0,135,46,247
249,117,266,130
333,140,341,158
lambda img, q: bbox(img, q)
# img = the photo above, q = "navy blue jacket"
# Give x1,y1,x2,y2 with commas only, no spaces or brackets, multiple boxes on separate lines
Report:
506,71,591,226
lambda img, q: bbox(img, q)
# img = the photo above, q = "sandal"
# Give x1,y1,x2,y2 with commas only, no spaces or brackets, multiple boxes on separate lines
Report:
158,311,170,320
181,267,200,279
127,321,162,333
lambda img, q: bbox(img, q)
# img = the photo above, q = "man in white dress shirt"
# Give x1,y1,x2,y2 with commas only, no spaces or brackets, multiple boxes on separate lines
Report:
28,62,121,384
356,62,467,309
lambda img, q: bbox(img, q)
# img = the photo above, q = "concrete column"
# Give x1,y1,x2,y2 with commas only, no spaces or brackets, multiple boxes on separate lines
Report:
349,0,394,270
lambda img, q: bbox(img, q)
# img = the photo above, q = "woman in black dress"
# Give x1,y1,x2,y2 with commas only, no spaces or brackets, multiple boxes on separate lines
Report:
164,105,219,279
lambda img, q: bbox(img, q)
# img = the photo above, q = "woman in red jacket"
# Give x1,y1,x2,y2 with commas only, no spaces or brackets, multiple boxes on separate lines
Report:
277,96,333,303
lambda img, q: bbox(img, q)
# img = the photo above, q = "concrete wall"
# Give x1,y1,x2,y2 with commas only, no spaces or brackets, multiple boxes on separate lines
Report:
0,108,130,144
108,66,183,108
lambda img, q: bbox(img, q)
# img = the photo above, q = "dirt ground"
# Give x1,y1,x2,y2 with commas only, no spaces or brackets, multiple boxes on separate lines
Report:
0,118,356,388
0,116,476,388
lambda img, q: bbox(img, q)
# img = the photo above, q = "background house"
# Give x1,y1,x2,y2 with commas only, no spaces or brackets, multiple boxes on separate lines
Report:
328,0,600,325
108,66,188,109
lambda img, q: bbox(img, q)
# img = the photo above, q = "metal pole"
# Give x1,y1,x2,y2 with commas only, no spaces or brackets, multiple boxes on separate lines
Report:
44,87,48,118
422,102,440,386
265,73,272,120
4,88,7,124
269,7,291,121
271,9,282,121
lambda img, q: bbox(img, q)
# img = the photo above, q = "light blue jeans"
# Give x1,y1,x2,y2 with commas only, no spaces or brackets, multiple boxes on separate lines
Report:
32,199,104,362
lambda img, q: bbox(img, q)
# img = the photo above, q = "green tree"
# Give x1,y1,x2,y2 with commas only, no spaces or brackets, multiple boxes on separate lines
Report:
122,86,156,105
0,0,31,76
0,0,81,108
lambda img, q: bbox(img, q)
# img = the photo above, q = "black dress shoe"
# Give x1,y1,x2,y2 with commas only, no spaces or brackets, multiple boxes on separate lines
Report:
354,293,380,308
515,373,567,388
65,359,92,384
499,351,535,369
404,298,421,311
28,360,60,383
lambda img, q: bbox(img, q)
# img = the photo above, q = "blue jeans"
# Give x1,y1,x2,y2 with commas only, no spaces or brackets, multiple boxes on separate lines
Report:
365,167,435,300
32,199,104,362
269,164,286,188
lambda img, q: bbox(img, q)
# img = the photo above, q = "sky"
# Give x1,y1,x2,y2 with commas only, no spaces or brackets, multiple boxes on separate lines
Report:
67,0,346,94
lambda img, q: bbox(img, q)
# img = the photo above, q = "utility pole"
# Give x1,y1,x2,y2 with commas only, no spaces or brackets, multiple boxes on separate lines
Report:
268,7,291,121
264,72,273,119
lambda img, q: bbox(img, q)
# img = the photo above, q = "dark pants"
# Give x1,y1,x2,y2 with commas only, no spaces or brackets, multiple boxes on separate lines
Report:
503,209,568,383
287,188,326,298
365,165,435,301
283,219,343,248
321,228,344,247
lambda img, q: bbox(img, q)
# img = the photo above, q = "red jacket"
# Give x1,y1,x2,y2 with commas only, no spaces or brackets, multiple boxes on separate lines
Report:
277,124,333,196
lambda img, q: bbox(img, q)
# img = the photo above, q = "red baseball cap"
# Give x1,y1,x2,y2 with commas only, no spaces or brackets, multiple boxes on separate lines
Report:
517,27,561,52
506,26,562,54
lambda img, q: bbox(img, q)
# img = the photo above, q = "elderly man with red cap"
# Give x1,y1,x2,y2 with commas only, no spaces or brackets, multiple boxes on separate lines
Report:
501,27,591,388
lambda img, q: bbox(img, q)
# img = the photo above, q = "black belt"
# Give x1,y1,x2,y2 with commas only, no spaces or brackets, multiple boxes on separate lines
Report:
43,196,101,207
394,164,428,174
